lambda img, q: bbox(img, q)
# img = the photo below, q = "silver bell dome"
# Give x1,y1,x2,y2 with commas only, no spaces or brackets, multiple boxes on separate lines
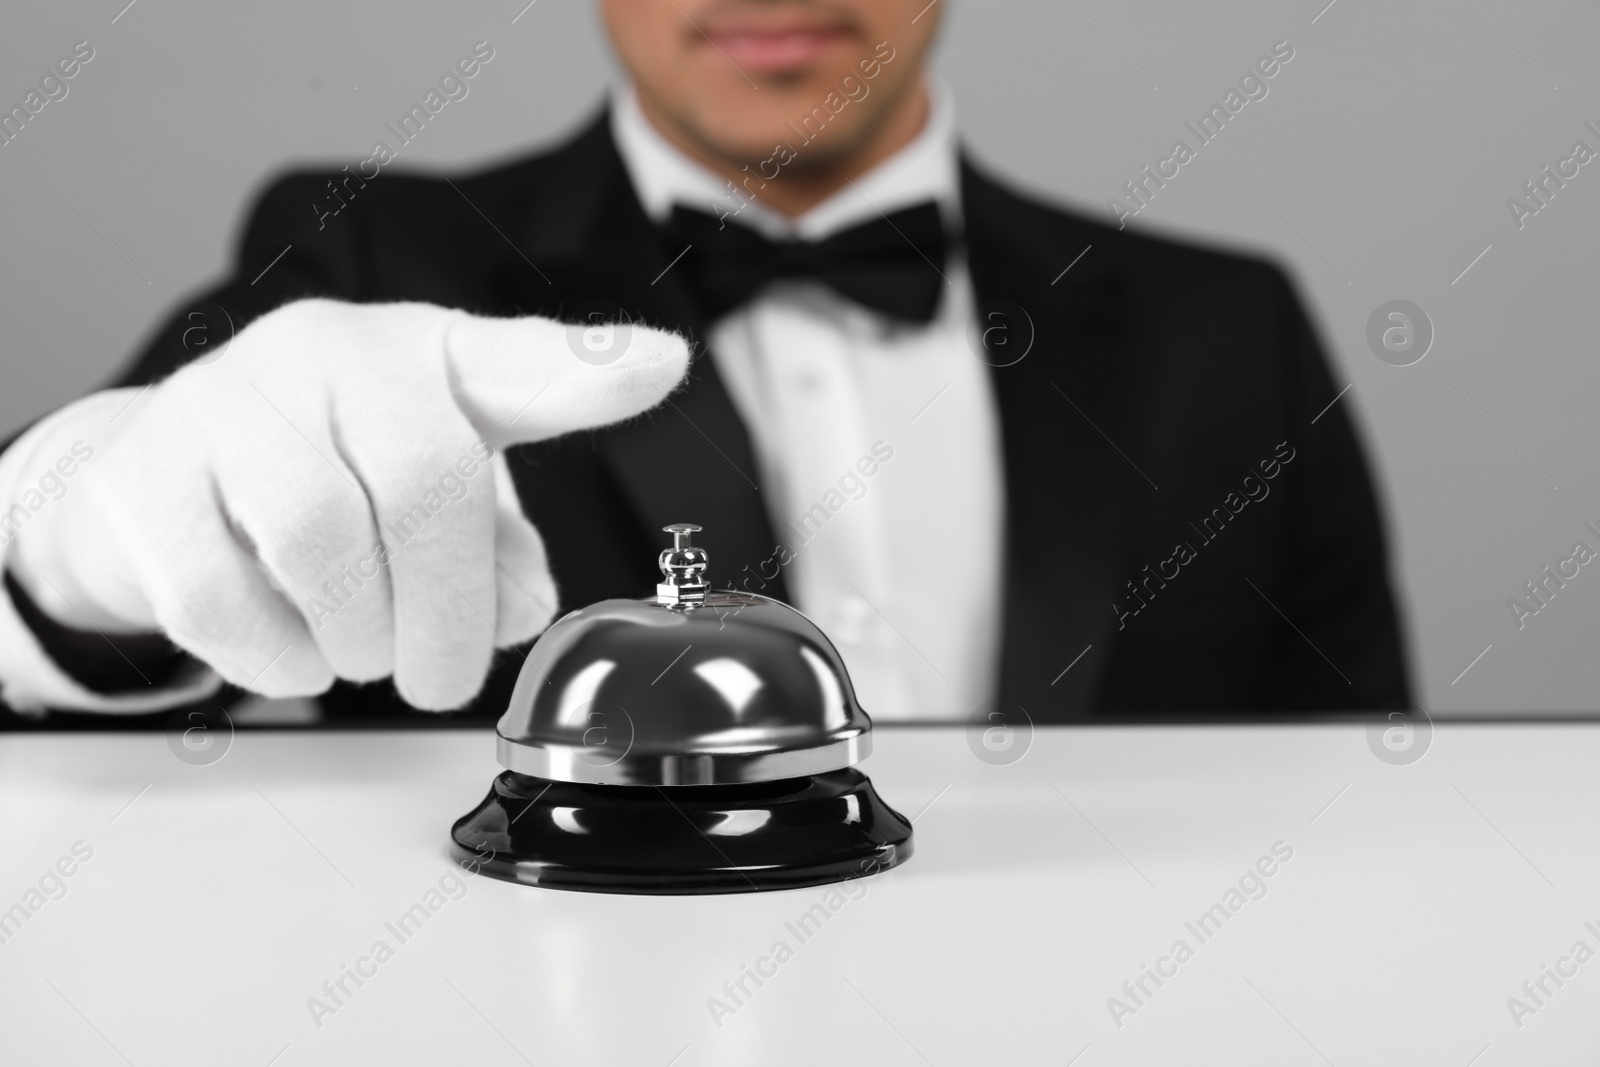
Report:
495,524,873,786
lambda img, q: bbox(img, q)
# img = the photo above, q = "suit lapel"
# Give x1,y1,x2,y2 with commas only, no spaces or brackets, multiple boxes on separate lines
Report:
962,157,1144,719
515,114,787,601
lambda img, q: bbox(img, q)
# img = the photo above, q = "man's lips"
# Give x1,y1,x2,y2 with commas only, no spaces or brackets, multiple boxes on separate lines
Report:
703,26,852,73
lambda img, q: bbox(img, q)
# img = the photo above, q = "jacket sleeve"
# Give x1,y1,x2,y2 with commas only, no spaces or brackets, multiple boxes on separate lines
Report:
1262,272,1413,710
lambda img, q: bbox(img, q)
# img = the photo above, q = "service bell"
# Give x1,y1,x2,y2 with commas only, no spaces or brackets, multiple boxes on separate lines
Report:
450,524,913,893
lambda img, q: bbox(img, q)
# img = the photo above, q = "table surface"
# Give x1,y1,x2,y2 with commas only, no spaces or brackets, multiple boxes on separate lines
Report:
1,721,1596,1067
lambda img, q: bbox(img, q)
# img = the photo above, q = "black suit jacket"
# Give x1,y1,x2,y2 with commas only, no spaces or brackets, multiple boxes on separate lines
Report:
99,110,1408,722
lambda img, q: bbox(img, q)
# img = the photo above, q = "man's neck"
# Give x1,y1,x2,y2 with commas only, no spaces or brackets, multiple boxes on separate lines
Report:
634,82,931,219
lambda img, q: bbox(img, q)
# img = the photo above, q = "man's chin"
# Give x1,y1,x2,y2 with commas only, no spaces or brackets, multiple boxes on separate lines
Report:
690,119,862,171
689,94,867,146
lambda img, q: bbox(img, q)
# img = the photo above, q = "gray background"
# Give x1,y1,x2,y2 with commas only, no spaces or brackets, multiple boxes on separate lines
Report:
2,0,1595,713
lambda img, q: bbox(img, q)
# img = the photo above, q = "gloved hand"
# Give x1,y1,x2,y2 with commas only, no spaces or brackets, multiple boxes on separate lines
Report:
0,299,689,712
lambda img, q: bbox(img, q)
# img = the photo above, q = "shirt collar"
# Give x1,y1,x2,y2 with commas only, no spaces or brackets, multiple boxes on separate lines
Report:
610,80,961,241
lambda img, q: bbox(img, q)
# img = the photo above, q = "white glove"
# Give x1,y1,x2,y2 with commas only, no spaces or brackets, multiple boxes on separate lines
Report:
0,299,689,713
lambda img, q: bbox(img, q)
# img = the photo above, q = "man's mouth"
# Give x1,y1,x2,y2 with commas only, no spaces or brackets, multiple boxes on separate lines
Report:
702,25,853,73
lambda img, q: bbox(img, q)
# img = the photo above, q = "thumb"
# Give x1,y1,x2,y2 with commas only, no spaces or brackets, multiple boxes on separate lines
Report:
444,311,692,449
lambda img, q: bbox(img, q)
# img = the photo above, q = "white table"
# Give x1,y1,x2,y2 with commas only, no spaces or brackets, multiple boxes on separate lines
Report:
1,722,1595,1066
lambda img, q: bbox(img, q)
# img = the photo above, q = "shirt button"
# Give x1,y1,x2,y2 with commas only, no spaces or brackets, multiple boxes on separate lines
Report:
794,370,827,394
832,595,875,645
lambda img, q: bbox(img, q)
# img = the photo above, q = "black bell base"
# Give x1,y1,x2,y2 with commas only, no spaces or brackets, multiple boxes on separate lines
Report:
450,768,912,895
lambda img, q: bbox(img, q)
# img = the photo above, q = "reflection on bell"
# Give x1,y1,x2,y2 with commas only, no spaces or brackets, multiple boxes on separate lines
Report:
450,524,914,894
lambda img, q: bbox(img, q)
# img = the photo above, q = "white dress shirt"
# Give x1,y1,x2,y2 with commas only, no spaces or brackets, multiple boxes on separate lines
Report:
611,86,1005,722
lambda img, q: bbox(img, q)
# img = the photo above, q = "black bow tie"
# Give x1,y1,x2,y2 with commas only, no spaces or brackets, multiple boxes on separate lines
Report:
660,201,948,324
